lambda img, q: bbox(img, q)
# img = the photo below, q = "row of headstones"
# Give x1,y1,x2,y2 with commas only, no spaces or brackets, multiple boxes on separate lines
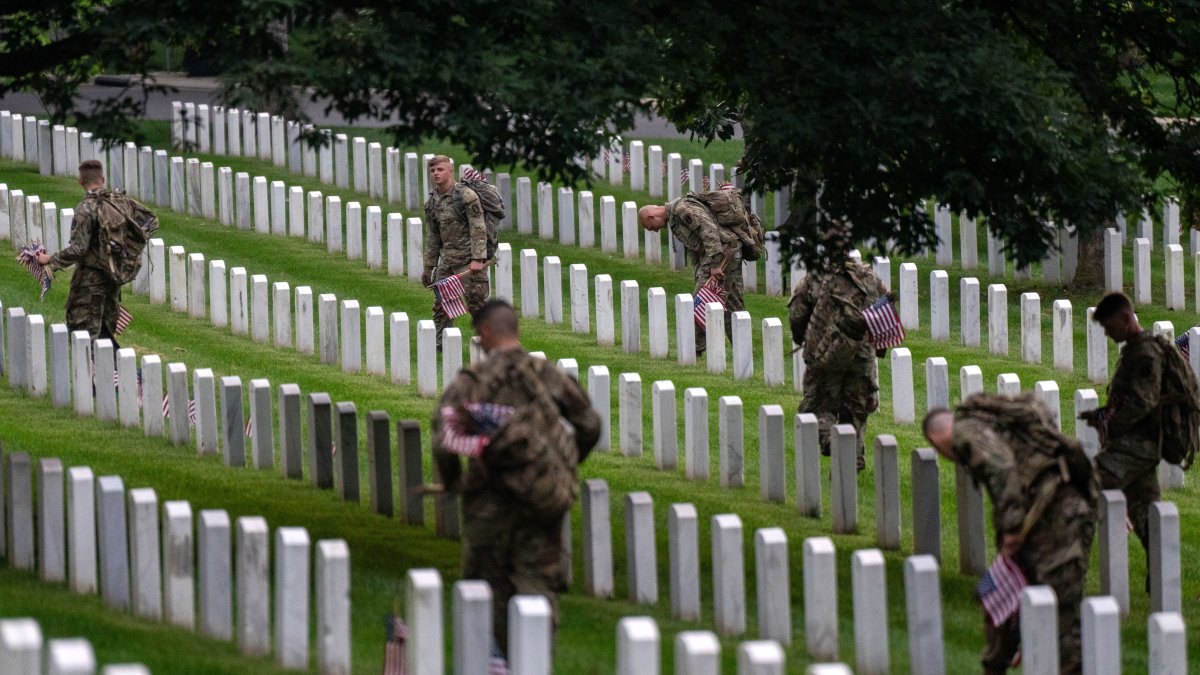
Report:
166,101,799,279
1,305,469,540
400,567,844,675
887,260,1117,381
1102,229,1200,312
927,201,1188,279
404,517,1188,675
0,618,148,675
407,569,863,675
0,448,351,673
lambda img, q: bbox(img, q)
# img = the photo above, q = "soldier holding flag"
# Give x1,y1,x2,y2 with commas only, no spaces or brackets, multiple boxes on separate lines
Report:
423,155,492,351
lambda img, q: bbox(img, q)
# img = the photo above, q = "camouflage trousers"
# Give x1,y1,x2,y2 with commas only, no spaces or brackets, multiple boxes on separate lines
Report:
65,267,122,342
1094,452,1160,559
462,492,568,659
693,258,744,355
799,355,878,466
433,267,490,350
985,486,1095,674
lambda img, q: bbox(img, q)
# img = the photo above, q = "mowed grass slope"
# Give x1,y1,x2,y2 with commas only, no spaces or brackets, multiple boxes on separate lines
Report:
0,146,1197,673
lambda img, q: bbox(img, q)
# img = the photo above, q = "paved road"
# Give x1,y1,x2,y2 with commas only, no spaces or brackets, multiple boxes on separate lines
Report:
0,76,723,139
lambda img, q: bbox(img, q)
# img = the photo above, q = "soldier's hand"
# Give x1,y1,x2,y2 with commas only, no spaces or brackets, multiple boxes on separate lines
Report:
709,269,725,285
422,267,435,286
36,252,51,266
468,259,486,273
1001,533,1023,556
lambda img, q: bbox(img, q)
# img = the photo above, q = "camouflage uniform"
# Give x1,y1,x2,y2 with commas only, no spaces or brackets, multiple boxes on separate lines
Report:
433,347,600,658
1096,329,1163,558
424,183,491,349
788,261,888,465
47,189,122,343
952,394,1098,675
666,195,744,354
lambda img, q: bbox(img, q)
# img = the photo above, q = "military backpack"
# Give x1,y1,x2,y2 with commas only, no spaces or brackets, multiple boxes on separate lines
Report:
687,189,766,261
457,179,505,260
474,356,580,523
88,190,159,285
1155,335,1200,469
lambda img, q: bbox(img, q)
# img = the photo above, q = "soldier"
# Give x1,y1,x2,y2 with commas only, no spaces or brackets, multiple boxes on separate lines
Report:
1082,292,1167,564
422,155,490,350
433,300,600,659
924,394,1098,675
36,160,123,345
638,188,760,354
788,242,889,470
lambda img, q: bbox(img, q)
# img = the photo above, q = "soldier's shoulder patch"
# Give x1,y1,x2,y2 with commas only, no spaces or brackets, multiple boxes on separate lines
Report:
469,202,483,217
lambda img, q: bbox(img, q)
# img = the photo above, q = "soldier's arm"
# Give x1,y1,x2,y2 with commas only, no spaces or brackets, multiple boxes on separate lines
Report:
687,204,727,269
49,208,93,272
788,276,814,347
461,188,488,261
422,200,443,270
1106,342,1163,437
554,371,602,462
954,418,1028,535
431,372,471,492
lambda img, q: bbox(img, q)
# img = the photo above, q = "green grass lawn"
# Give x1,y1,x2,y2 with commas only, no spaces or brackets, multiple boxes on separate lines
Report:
1,143,1198,673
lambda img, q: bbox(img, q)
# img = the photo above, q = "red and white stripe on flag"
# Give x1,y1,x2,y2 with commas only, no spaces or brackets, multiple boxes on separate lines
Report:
863,298,905,349
978,554,1028,625
114,306,133,336
439,407,490,457
435,273,469,320
693,283,726,329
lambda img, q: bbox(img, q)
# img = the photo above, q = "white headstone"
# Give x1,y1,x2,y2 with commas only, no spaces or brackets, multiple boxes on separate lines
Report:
1020,292,1041,363
899,263,919,329
711,514,745,636
588,366,611,451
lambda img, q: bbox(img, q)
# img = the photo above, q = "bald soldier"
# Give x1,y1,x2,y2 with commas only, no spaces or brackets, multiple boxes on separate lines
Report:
925,394,1098,675
423,154,491,350
639,189,760,354
433,300,600,659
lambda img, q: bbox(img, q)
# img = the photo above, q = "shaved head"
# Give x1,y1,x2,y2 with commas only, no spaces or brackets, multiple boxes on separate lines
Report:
922,408,955,458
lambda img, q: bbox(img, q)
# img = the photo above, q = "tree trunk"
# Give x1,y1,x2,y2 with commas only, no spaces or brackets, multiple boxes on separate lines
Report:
1069,228,1105,292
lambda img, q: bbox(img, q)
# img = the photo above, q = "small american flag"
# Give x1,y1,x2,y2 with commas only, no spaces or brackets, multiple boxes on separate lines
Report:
163,396,198,426
440,402,516,457
114,306,133,336
1176,331,1190,360
679,167,691,184
693,281,726,329
977,554,1028,625
382,615,406,675
17,244,53,301
434,273,470,320
462,166,486,183
862,296,905,350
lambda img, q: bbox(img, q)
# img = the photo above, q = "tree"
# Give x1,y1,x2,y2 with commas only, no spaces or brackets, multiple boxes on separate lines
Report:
7,0,1200,273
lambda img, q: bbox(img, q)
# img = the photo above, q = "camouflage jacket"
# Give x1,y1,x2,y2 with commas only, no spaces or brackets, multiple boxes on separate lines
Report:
1105,330,1163,462
423,182,488,273
953,396,1098,568
48,189,107,273
788,261,887,365
433,347,601,499
667,196,739,271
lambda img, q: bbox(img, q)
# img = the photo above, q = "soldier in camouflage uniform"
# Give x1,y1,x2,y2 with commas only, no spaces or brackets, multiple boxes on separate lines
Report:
433,300,600,658
925,394,1098,675
788,257,889,469
1083,292,1164,563
36,160,123,345
638,193,746,354
423,155,491,350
